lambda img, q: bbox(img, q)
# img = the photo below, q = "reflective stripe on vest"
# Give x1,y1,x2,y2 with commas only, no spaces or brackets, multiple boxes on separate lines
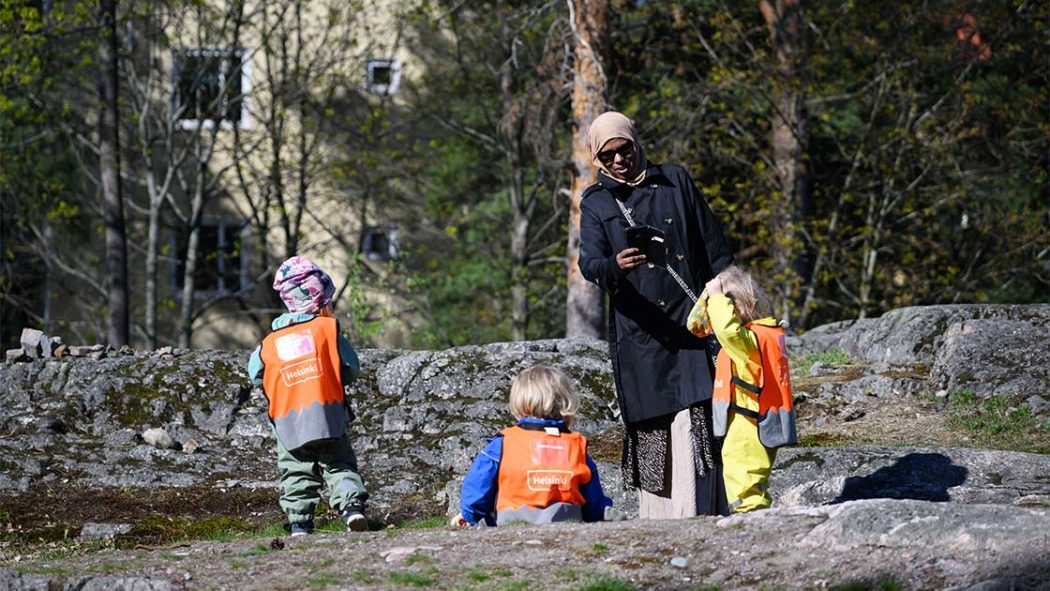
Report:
713,323,798,448
495,425,590,524
259,316,345,451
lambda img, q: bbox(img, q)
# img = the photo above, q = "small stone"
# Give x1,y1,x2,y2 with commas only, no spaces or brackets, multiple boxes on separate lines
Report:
5,349,27,363
269,538,285,550
142,427,175,450
52,344,68,359
935,389,948,398
670,556,688,568
78,522,132,541
44,336,62,357
808,361,825,376
19,328,44,358
182,439,200,454
156,346,174,357
841,408,866,422
1026,395,1047,415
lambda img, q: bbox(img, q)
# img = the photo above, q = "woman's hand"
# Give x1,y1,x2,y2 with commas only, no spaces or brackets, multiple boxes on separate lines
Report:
616,247,646,271
705,276,724,296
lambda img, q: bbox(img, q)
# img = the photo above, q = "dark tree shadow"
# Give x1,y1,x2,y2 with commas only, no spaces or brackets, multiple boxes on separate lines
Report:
831,453,968,503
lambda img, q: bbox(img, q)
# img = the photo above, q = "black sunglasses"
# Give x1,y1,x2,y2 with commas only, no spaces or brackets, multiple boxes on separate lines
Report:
596,142,634,164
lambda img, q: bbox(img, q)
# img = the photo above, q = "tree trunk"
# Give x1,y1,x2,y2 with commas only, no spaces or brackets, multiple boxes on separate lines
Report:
564,0,608,339
98,0,129,347
759,0,811,322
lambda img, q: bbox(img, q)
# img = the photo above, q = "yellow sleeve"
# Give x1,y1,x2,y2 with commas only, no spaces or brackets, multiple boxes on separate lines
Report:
707,294,761,384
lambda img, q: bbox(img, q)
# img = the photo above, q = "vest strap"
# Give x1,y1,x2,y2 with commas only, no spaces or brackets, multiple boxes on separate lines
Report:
729,403,761,420
731,375,762,395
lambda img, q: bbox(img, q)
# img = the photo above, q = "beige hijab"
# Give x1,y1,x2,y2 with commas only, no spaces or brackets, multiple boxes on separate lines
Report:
587,111,648,186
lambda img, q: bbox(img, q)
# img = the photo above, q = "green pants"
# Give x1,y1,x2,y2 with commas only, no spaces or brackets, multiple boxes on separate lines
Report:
275,431,369,523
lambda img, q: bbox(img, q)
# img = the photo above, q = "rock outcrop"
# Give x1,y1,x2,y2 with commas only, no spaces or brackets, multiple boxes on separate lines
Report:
0,304,1047,564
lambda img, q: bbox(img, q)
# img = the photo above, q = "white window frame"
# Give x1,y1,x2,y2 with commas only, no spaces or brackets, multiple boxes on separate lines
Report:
366,58,401,96
170,220,251,299
173,47,253,131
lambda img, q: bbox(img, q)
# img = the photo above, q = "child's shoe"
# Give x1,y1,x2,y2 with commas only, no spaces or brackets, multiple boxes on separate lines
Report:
342,506,368,532
289,520,314,537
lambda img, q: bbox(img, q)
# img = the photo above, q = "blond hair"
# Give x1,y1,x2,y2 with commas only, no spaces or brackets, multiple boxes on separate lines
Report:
716,265,764,324
508,365,580,425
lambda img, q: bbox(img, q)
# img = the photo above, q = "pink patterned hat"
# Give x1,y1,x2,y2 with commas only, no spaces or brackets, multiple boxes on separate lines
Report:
272,256,336,314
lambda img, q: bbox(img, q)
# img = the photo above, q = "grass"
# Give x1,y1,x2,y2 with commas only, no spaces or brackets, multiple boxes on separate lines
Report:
467,571,491,582
591,542,609,554
406,553,433,566
502,582,529,591
389,571,436,587
830,578,902,591
351,570,374,584
238,543,273,557
946,391,1050,453
575,576,636,591
491,567,513,577
399,517,447,529
307,573,340,589
797,432,851,447
793,349,852,375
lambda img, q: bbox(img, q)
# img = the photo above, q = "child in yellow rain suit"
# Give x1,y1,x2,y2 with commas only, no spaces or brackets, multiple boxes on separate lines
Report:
688,266,797,512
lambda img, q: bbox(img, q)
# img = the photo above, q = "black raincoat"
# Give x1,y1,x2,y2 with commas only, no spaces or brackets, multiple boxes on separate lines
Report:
579,163,734,425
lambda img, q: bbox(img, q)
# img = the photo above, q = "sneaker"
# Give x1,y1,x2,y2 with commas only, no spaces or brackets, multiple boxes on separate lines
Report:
342,506,368,532
289,520,314,537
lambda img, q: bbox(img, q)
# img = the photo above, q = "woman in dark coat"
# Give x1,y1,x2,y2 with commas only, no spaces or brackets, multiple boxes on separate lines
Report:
578,111,733,517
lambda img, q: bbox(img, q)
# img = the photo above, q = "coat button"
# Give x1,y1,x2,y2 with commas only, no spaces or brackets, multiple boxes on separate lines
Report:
647,263,655,269
657,299,666,307
676,254,685,261
665,218,673,224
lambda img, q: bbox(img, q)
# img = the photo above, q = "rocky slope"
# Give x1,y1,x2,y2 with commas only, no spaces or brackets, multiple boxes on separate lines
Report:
1,304,1048,589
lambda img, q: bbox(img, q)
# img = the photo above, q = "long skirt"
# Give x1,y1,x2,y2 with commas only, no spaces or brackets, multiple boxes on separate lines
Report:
638,408,728,518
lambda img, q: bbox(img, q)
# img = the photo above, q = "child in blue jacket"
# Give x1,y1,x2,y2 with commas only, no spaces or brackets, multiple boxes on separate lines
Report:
452,365,612,526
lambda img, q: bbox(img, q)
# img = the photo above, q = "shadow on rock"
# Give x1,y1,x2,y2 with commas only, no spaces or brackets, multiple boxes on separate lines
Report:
832,452,968,503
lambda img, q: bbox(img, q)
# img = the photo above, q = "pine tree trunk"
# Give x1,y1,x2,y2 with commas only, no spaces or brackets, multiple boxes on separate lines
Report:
759,0,812,322
565,0,608,339
98,0,129,347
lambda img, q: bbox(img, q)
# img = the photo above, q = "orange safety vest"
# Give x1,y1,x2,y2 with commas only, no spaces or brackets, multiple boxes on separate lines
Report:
495,425,591,523
259,316,346,450
713,323,797,448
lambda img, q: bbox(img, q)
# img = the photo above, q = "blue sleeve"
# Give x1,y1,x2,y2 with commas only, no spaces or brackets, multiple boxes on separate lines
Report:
579,198,626,294
337,335,361,383
580,455,613,522
247,346,264,388
460,436,503,526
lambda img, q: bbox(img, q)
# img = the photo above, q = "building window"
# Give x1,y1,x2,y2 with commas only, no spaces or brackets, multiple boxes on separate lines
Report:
173,47,251,130
173,221,249,296
366,58,401,96
360,225,398,261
